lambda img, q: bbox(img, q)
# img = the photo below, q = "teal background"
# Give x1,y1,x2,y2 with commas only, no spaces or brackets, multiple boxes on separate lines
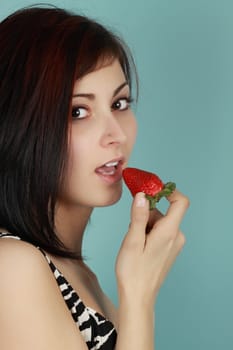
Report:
1,1,232,348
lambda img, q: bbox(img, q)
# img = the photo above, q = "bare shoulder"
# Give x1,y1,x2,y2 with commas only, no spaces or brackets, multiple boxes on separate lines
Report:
0,237,51,283
0,237,46,276
0,238,87,350
0,234,40,257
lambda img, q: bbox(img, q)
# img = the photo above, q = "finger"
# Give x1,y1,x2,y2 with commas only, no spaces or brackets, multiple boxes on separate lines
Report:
164,189,190,229
128,192,150,240
146,208,164,233
149,207,163,223
156,231,186,289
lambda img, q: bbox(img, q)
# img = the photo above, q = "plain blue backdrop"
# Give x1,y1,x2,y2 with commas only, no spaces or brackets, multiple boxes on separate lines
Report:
1,1,232,349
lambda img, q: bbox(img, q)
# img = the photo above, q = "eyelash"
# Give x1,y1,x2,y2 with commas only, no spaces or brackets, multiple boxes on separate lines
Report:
71,96,134,120
71,105,89,120
111,96,134,111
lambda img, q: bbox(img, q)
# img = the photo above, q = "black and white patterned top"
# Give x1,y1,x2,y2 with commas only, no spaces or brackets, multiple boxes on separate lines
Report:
0,233,117,350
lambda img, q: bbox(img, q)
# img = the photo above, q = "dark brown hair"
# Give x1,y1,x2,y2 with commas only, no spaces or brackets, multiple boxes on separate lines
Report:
0,6,136,258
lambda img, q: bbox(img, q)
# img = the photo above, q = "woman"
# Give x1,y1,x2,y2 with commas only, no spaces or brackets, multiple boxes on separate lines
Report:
0,6,189,350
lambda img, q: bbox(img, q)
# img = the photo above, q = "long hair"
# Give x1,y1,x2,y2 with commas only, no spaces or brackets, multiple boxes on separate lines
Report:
0,6,136,258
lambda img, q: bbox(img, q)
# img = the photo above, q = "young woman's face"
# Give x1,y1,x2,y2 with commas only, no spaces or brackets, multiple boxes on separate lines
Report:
59,59,137,209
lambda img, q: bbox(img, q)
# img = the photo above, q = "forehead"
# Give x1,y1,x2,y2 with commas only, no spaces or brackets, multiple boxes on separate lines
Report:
73,59,127,93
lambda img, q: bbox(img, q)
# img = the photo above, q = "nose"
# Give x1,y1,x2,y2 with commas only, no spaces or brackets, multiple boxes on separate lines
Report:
100,112,127,147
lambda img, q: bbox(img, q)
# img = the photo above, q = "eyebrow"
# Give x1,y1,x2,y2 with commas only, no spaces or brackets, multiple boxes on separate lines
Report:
72,81,129,100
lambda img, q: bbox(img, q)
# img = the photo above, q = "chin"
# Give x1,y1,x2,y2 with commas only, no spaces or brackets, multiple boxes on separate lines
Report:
97,187,123,208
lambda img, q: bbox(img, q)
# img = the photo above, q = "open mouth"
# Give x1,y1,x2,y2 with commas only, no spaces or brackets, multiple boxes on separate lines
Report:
95,160,122,176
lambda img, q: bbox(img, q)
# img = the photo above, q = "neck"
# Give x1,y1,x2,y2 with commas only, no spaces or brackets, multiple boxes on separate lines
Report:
55,203,93,255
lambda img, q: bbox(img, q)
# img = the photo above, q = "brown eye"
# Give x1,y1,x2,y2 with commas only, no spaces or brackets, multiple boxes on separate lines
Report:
112,97,133,111
72,106,89,119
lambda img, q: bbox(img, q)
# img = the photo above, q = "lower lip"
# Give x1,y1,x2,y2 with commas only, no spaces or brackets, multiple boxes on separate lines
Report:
95,165,123,185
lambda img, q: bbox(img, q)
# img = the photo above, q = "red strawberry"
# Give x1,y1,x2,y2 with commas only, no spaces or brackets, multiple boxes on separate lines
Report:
122,167,176,210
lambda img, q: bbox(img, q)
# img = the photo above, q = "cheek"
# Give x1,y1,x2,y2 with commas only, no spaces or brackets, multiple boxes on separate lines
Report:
69,136,90,170
66,130,89,178
125,114,137,149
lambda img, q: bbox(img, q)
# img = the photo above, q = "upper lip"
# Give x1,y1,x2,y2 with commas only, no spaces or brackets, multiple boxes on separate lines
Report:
96,156,126,169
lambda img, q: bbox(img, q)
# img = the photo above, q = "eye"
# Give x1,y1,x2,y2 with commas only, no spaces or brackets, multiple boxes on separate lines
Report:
72,106,89,120
112,97,133,111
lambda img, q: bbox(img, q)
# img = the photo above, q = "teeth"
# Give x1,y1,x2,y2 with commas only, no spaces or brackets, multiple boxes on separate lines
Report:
105,161,119,167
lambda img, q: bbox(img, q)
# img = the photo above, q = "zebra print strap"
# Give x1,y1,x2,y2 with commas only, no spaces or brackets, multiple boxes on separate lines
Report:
0,233,117,349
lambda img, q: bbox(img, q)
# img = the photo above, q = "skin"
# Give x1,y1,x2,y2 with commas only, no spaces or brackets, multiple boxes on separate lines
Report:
48,59,137,324
0,59,189,350
55,59,137,253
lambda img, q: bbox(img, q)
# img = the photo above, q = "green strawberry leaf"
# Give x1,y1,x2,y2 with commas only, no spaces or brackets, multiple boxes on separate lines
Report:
145,182,176,210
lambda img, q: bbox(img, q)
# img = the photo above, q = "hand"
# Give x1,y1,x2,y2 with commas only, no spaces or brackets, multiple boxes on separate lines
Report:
115,189,189,305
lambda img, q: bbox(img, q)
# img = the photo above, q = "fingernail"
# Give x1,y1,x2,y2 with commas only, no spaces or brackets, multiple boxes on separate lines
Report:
136,193,146,207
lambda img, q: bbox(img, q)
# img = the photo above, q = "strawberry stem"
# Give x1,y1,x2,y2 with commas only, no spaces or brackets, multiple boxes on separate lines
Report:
145,182,176,210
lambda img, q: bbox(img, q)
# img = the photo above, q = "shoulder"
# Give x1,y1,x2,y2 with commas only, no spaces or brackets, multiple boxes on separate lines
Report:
0,236,59,313
0,236,45,272
0,238,86,349
0,236,51,281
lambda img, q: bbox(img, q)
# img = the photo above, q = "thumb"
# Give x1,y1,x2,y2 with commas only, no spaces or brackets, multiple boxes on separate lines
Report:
128,192,150,238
